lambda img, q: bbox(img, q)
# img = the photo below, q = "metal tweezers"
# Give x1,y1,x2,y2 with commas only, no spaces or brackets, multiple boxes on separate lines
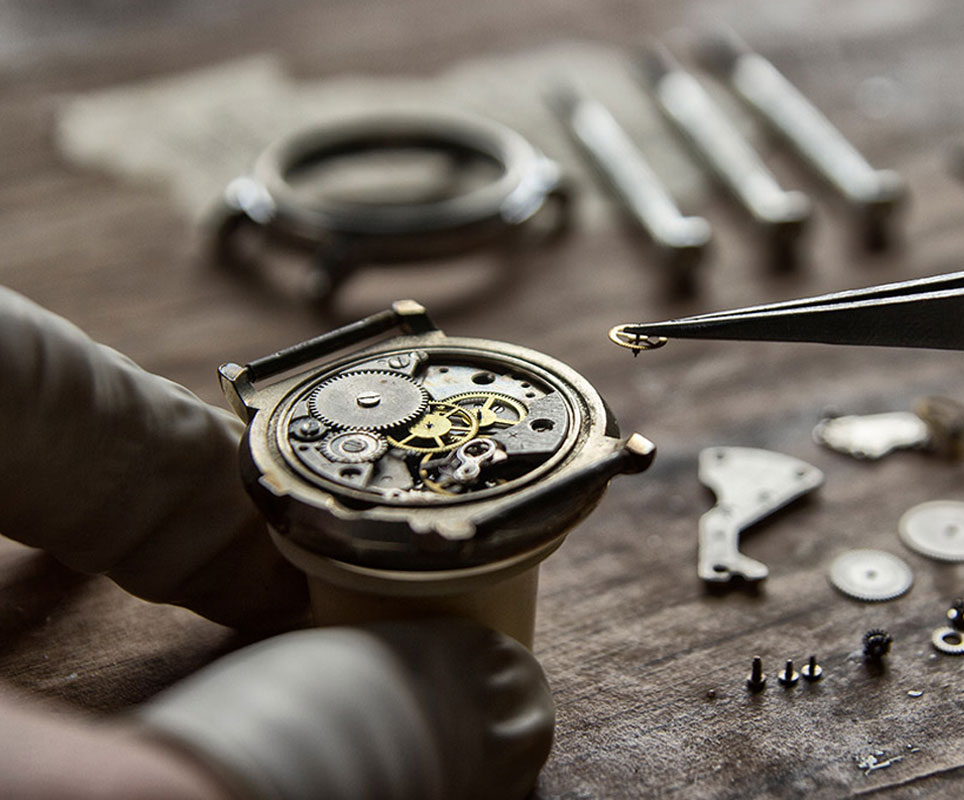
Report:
609,271,964,353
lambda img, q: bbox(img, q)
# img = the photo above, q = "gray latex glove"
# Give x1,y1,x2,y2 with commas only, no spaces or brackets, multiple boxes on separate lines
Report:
0,286,307,629
137,619,554,800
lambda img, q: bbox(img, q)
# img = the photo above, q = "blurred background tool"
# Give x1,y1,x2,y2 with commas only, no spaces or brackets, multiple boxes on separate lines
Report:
550,84,711,295
699,30,906,251
610,270,964,352
637,43,811,269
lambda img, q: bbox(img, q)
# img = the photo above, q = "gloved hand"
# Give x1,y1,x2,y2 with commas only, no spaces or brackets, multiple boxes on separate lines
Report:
0,286,307,629
0,288,556,799
136,619,554,800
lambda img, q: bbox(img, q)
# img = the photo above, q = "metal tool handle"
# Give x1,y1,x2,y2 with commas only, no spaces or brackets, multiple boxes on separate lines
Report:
639,47,811,230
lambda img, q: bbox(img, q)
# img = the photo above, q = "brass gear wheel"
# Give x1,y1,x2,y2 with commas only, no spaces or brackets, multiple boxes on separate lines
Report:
308,370,429,431
387,401,481,454
443,391,528,430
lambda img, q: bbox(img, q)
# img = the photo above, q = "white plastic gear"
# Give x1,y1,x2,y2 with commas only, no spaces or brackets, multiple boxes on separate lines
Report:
828,549,913,601
898,500,964,562
319,430,389,464
308,370,429,432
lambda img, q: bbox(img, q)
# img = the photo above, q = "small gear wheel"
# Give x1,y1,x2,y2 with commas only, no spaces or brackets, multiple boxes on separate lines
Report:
932,626,964,655
444,391,528,430
863,629,893,660
828,549,913,602
308,370,429,431
388,402,480,454
320,430,388,463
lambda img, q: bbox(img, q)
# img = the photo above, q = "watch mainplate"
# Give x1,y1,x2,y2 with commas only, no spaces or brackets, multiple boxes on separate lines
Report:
277,346,576,506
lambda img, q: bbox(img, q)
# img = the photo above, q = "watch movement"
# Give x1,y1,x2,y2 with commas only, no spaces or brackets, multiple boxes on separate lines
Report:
219,301,654,644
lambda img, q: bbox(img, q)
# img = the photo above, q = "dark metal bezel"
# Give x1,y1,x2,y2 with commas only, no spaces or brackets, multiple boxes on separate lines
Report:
237,331,628,570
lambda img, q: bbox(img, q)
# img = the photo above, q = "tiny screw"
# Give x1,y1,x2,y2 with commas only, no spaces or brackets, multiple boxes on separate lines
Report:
947,599,964,631
800,654,823,682
746,656,767,692
863,629,893,661
777,659,799,687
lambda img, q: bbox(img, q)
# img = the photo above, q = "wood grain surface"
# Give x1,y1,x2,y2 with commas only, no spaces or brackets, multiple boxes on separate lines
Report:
3,1,964,797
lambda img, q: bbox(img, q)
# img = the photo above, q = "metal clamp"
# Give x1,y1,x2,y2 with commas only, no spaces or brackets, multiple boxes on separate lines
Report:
212,111,569,301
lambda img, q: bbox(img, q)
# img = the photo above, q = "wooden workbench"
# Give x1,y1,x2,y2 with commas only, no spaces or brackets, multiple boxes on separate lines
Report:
3,2,964,796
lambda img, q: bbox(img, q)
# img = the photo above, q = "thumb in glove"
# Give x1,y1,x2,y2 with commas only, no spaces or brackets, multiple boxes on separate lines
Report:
137,619,555,800
0,286,307,629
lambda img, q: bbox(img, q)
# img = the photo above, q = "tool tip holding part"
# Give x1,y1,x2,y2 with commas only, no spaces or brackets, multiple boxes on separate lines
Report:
608,324,668,355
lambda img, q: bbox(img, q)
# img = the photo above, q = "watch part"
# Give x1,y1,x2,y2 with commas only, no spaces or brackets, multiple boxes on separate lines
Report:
308,370,429,431
931,626,964,655
828,549,913,601
863,628,893,660
745,656,766,693
280,352,573,505
914,395,964,456
813,411,930,459
319,430,388,463
898,500,964,562
947,598,964,631
289,416,326,442
697,446,824,584
388,402,481,454
444,391,528,431
419,438,509,495
800,655,823,682
777,660,798,687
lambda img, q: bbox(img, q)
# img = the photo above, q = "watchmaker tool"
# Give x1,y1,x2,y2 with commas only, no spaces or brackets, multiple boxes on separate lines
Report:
828,550,913,601
697,446,823,584
610,270,964,354
636,43,811,267
898,501,964,562
549,84,711,292
698,29,906,251
213,110,569,304
815,395,964,460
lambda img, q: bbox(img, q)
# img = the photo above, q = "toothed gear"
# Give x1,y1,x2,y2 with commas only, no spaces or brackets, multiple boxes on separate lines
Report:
828,549,913,602
387,401,480,454
863,629,893,660
308,370,429,431
319,430,388,463
931,626,964,655
444,391,528,430
898,500,964,562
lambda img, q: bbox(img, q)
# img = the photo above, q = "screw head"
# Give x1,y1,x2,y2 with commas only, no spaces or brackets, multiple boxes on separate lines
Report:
355,391,382,408
801,658,823,682
778,660,799,687
746,656,767,692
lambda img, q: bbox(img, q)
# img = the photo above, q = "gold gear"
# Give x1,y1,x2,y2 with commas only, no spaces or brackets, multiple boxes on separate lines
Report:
443,392,527,430
388,402,480,454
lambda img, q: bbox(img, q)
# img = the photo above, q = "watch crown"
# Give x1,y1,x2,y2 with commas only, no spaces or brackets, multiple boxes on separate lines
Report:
218,362,257,421
622,433,657,474
392,299,438,334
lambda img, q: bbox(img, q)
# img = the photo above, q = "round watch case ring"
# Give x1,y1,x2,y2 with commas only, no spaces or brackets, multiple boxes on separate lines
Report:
216,111,569,296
